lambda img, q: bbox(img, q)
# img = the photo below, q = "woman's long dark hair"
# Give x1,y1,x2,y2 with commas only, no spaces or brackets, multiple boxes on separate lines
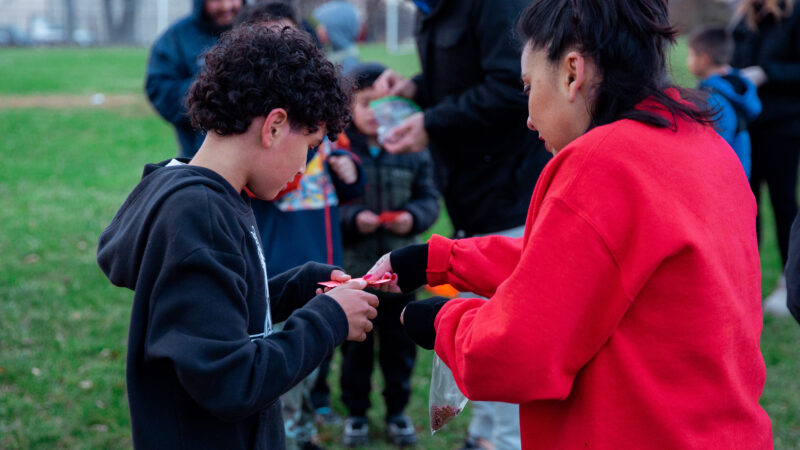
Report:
517,0,714,131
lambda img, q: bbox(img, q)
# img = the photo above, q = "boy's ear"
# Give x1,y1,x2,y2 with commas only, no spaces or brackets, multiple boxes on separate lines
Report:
563,51,586,103
261,108,289,148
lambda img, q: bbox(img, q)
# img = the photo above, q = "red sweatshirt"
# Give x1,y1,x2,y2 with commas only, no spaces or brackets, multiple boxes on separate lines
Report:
428,110,772,448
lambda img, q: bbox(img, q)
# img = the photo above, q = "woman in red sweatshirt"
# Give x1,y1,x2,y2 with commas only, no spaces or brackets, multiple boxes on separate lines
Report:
367,0,774,448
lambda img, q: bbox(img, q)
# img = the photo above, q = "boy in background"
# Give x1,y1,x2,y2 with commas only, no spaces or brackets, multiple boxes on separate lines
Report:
688,26,762,178
235,4,364,448
337,62,440,447
97,26,378,449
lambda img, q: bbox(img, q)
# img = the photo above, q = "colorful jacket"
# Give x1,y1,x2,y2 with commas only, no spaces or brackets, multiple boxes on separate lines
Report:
252,138,365,275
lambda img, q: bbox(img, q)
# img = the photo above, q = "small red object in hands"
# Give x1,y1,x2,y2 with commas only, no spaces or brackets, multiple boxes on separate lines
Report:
378,211,404,224
318,273,393,288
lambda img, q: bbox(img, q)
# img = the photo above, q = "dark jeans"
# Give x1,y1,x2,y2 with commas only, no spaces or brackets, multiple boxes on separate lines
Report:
749,127,800,266
310,352,334,410
340,291,417,418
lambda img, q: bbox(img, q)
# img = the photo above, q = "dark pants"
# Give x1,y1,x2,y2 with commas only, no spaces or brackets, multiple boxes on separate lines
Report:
749,127,800,266
310,353,333,410
340,291,417,418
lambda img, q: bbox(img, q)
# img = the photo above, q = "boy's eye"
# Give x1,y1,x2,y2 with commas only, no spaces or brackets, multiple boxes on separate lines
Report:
522,85,531,96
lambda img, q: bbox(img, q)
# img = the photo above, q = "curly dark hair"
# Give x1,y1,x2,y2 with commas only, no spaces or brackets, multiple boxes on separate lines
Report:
187,25,353,140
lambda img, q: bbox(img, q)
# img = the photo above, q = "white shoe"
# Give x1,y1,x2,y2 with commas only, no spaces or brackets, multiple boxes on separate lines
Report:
763,276,791,317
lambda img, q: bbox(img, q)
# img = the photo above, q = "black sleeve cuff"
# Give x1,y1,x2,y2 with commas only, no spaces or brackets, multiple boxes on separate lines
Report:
304,294,349,346
403,296,449,350
390,243,429,292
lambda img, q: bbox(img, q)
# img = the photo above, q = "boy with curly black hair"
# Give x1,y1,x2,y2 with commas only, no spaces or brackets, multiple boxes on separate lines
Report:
97,25,378,449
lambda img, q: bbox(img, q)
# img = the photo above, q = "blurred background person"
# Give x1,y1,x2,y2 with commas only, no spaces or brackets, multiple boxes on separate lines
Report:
145,0,244,158
732,0,800,316
336,62,440,447
687,26,762,178
312,1,363,72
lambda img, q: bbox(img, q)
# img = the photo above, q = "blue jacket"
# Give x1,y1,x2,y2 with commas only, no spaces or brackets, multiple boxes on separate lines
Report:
252,140,365,275
699,70,762,178
97,159,347,449
145,0,236,158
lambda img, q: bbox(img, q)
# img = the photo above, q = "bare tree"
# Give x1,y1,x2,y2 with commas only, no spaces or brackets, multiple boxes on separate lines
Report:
103,0,139,44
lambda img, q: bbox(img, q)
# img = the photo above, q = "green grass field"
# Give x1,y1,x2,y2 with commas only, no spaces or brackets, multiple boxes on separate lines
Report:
1,40,799,449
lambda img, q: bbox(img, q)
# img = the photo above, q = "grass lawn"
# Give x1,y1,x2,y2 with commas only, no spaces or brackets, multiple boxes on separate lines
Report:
1,40,799,449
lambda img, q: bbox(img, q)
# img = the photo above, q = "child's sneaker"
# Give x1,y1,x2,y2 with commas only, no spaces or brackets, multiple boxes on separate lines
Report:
386,414,418,446
764,275,791,317
343,416,369,447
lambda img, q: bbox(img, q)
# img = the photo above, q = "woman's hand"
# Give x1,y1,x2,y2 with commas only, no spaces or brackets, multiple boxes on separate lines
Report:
400,297,450,350
365,253,402,293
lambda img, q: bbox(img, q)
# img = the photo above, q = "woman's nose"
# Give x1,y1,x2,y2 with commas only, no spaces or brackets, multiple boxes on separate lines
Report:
527,117,536,131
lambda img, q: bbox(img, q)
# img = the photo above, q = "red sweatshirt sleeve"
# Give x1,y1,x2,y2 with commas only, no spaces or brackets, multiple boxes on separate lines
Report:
433,198,632,404
427,233,523,298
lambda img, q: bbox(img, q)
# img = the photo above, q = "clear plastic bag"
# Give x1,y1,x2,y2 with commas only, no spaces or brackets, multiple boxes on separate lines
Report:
429,354,469,434
369,96,422,145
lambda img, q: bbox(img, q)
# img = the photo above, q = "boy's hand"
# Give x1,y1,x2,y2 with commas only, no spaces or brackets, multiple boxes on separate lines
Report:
328,155,358,184
374,69,418,99
365,253,402,294
356,210,381,234
384,211,413,235
324,278,379,341
383,112,428,154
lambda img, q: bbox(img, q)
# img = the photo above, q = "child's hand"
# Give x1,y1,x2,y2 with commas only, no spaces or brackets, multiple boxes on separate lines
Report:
328,155,358,184
324,278,379,341
365,253,402,294
316,269,352,295
356,210,381,235
384,211,413,235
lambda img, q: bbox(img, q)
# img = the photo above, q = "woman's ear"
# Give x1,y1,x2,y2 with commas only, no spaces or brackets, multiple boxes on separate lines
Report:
564,51,586,103
261,108,289,148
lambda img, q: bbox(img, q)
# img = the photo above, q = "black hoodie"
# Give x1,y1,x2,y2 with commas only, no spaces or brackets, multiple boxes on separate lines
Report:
97,160,348,449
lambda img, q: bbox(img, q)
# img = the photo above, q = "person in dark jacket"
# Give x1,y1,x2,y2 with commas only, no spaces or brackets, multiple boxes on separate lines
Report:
336,62,440,447
145,0,244,158
688,26,762,178
372,0,550,240
372,1,548,447
785,212,800,323
97,26,378,449
732,0,800,316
